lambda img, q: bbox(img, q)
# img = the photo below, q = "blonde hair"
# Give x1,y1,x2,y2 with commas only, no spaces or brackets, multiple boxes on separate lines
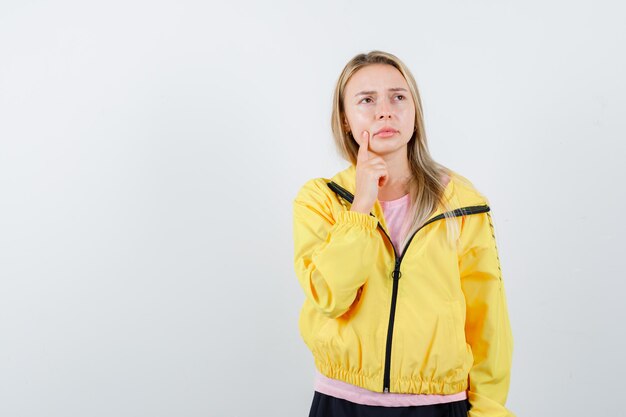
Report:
330,50,460,252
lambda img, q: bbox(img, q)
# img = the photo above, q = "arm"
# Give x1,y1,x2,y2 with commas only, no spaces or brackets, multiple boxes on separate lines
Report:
458,209,515,417
292,179,380,319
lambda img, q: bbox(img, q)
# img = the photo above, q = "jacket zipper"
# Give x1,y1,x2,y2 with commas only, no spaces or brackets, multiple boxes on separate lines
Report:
327,181,490,393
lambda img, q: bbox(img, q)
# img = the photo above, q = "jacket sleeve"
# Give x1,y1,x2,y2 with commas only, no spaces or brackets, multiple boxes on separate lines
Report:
292,179,380,319
458,208,515,417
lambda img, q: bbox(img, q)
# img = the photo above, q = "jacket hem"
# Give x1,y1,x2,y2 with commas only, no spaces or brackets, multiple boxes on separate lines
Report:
315,359,469,395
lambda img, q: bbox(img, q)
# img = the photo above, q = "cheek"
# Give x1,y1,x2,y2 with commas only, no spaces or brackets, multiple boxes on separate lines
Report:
399,104,415,117
350,105,371,117
345,108,371,127
399,107,415,125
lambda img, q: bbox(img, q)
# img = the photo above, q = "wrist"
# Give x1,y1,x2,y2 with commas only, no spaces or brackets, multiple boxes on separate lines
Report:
350,202,370,214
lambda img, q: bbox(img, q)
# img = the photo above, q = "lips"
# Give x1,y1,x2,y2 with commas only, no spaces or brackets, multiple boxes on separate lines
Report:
374,127,399,136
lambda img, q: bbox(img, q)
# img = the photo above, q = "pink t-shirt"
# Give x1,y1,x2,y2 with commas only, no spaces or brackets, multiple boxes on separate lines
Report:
379,192,412,254
313,184,467,406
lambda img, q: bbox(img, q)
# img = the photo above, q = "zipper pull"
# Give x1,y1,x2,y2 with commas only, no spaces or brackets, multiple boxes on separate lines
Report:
391,259,402,280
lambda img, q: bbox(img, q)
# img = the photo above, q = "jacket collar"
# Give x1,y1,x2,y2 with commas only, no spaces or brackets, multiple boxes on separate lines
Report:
327,164,487,234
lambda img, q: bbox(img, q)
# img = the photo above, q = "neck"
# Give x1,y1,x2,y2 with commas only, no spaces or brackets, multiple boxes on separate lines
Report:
377,146,412,199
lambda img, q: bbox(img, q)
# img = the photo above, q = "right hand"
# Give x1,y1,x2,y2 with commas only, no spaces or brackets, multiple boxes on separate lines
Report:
351,130,388,214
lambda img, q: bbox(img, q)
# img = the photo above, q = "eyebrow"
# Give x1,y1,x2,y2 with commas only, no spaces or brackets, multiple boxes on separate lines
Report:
354,87,408,97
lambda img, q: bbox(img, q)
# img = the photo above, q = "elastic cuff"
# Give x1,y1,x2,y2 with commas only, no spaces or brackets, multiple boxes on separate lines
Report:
336,210,379,230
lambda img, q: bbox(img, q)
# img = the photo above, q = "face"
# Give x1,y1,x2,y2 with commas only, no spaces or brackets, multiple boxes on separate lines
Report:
342,64,416,157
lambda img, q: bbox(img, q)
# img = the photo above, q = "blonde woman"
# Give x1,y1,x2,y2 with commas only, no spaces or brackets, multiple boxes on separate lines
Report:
292,50,515,417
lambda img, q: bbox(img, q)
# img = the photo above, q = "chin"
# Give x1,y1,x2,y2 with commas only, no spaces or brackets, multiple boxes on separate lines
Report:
372,140,407,152
372,147,404,156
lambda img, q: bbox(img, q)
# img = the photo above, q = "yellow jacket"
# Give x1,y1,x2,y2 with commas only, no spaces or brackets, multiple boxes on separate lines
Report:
292,164,515,416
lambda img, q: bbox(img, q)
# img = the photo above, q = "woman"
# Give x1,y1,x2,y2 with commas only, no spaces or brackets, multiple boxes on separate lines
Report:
292,50,515,417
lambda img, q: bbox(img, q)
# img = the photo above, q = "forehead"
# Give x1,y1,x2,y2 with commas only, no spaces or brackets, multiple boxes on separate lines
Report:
345,64,408,93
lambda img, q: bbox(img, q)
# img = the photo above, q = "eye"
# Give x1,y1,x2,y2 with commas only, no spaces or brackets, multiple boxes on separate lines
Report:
359,97,373,104
396,95,406,101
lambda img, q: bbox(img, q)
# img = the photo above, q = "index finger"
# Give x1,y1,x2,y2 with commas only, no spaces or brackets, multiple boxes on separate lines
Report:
356,130,370,162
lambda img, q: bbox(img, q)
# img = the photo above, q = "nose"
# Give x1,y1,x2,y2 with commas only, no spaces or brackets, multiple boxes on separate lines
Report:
376,100,392,119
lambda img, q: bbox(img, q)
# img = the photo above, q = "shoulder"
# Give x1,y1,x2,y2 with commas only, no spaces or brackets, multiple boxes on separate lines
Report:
293,164,352,203
294,176,332,202
292,175,343,227
292,175,339,217
447,169,491,206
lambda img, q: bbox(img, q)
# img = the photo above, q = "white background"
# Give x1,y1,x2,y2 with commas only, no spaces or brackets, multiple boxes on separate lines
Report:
1,1,625,416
